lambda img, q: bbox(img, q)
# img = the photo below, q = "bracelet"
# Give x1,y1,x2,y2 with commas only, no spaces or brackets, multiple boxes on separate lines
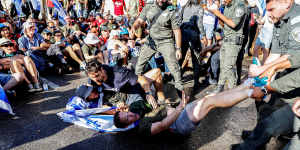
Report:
175,47,181,51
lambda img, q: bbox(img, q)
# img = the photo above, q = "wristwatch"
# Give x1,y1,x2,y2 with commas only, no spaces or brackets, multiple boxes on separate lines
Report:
261,87,268,97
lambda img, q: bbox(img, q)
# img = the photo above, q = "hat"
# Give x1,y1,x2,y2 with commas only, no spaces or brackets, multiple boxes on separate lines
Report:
75,85,94,100
0,23,8,29
42,29,52,35
120,28,129,35
23,22,35,29
116,16,123,22
18,13,26,18
52,15,58,20
110,30,120,37
95,12,102,17
0,38,13,46
84,33,100,45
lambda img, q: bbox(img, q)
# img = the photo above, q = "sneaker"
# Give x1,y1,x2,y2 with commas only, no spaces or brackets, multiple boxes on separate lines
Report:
34,82,43,92
27,84,35,93
206,85,224,95
80,62,87,71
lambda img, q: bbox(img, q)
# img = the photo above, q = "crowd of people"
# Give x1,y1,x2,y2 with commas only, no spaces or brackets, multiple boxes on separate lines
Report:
1,0,300,149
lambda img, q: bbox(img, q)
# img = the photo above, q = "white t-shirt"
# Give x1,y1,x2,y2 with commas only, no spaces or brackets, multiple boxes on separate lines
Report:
203,3,218,25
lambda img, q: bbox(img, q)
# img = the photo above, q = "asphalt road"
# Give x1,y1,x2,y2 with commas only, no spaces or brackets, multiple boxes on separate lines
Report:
0,61,280,150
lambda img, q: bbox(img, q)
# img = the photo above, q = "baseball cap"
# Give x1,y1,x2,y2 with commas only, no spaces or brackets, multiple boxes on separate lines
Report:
0,38,13,46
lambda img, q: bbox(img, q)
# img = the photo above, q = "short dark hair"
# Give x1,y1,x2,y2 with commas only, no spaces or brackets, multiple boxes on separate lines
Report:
86,60,102,73
113,111,129,128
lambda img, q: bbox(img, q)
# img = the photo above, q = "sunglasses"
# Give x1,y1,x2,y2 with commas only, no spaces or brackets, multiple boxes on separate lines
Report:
49,26,56,29
2,43,14,47
55,34,62,37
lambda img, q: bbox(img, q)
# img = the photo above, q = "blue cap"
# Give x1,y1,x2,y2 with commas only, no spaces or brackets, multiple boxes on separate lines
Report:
0,23,8,29
120,28,129,35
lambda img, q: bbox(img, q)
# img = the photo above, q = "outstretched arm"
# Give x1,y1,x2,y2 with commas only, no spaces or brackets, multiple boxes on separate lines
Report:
151,91,189,135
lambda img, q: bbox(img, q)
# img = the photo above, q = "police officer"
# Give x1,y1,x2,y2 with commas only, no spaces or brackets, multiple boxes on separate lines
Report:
206,0,248,94
130,0,184,94
180,0,207,88
232,0,300,149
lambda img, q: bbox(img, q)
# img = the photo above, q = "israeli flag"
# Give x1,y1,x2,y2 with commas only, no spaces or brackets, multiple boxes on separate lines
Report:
14,0,23,15
51,0,67,24
0,85,15,115
256,0,266,17
31,0,41,11
57,96,136,133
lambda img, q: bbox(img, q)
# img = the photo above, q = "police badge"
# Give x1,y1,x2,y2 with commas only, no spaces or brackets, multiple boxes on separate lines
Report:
292,27,300,43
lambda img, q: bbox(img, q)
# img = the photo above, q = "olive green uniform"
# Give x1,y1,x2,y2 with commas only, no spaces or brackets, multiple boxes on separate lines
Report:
218,0,247,88
237,3,300,150
81,44,99,62
268,4,300,149
135,3,184,91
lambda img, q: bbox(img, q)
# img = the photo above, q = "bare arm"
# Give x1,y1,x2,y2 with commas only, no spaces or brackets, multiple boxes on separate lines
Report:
173,28,182,49
137,75,158,109
151,92,188,135
209,9,237,28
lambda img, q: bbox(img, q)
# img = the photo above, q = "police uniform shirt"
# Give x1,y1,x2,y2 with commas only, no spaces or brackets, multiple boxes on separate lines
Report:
181,4,206,39
223,0,247,37
138,2,181,41
268,3,300,94
270,3,300,68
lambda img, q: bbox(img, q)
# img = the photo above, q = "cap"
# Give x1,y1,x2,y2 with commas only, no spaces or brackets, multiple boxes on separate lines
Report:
0,38,13,46
23,22,35,30
120,28,129,35
95,12,102,17
0,23,8,29
84,33,100,45
75,85,94,100
116,16,123,22
42,29,52,35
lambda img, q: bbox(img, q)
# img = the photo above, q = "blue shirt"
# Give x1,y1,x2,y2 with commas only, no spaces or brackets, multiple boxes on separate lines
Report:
18,33,44,51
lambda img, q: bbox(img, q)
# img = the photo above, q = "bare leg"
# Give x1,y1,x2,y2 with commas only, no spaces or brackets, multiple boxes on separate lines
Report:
72,44,85,61
261,48,270,65
66,46,83,65
187,84,252,123
3,73,24,90
23,56,39,83
144,68,165,101
10,60,31,84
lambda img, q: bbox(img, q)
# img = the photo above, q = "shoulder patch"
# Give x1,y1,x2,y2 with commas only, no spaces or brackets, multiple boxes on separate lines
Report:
235,7,245,17
291,16,300,26
292,27,300,42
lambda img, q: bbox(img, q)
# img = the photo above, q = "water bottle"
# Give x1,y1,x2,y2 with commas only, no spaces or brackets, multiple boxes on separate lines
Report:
43,83,48,91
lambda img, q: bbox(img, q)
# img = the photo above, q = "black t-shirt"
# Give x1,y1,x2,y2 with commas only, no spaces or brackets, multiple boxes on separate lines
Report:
89,65,144,94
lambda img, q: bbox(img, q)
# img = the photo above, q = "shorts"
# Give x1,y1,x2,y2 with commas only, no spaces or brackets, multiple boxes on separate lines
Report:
169,107,200,136
0,73,12,86
203,23,215,40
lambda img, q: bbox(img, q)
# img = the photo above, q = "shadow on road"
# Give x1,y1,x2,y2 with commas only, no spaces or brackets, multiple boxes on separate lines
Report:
0,88,76,149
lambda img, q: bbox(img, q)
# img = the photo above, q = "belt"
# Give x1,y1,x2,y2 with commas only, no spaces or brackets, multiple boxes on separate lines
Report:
223,38,235,43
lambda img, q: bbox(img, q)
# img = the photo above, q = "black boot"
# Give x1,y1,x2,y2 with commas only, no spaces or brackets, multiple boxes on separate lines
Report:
206,84,224,95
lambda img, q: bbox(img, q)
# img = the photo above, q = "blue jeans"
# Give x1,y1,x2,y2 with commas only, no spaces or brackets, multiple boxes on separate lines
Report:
0,73,12,86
